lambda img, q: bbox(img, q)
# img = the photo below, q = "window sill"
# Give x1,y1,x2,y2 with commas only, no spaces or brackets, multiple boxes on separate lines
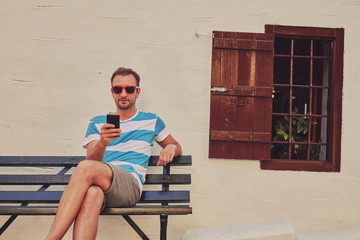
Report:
260,159,339,172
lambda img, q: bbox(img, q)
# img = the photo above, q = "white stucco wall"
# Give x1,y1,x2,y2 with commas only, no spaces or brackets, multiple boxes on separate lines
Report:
1,0,360,239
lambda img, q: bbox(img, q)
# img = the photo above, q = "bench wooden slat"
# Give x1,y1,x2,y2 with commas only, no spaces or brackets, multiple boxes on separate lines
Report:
0,174,191,185
139,191,190,203
145,174,191,184
0,190,190,203
0,205,192,216
102,205,192,215
148,155,192,166
0,191,62,203
0,155,192,167
0,175,71,185
0,156,83,167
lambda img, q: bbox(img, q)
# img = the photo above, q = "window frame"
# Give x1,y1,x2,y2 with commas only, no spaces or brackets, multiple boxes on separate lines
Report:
260,25,344,172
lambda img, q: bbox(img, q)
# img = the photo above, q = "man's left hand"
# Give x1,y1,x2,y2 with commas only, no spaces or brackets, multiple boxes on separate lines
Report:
157,144,177,166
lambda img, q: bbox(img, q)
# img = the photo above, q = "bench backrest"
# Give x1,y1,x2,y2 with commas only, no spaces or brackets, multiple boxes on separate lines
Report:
0,156,192,205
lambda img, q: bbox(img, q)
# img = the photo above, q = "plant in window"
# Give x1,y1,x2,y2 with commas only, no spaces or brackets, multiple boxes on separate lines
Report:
272,107,317,159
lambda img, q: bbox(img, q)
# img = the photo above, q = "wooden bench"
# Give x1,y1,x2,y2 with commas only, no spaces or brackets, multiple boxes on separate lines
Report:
0,155,192,240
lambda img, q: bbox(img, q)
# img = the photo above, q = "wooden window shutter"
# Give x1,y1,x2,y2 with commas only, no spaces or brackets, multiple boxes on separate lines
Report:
209,31,274,160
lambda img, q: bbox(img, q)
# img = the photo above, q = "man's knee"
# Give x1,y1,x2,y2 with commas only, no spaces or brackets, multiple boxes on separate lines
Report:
80,186,104,214
85,186,105,204
75,160,98,177
72,160,113,190
69,161,98,185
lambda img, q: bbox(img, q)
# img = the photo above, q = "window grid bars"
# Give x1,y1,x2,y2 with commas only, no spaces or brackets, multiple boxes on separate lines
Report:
271,38,331,161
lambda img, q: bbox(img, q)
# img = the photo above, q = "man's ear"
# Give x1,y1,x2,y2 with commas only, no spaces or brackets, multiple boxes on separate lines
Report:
136,87,141,98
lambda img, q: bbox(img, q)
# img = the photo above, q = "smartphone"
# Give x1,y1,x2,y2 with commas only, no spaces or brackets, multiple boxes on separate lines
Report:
106,114,120,129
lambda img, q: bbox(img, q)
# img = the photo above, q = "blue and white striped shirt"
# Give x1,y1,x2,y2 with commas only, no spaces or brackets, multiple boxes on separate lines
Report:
83,110,169,190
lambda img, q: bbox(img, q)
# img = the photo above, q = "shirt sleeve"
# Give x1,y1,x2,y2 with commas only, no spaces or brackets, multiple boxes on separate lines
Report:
83,119,102,149
154,116,170,142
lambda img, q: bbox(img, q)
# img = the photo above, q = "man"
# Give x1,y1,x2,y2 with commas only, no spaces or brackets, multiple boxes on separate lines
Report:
46,67,182,240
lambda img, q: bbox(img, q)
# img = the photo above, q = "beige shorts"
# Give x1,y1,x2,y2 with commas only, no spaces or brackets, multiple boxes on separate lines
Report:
103,163,141,208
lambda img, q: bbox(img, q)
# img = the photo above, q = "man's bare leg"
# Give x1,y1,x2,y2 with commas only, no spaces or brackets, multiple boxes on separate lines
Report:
46,160,113,240
73,186,104,240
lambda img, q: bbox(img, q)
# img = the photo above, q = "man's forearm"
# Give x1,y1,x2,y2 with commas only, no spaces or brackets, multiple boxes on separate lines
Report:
86,140,107,161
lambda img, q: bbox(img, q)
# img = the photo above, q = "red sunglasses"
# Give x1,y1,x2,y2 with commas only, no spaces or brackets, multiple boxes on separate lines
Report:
112,85,138,94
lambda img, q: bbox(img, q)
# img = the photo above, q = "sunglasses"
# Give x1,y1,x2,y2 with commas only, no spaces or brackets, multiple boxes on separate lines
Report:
112,85,138,94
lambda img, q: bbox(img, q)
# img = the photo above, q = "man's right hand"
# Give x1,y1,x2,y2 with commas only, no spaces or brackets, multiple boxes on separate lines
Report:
99,124,122,146
86,124,121,161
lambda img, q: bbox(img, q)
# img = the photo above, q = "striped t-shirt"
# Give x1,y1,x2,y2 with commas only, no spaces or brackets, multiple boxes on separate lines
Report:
83,110,169,190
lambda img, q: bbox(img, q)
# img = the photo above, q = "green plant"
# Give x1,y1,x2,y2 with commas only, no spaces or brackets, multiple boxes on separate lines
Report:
273,107,315,142
272,107,318,159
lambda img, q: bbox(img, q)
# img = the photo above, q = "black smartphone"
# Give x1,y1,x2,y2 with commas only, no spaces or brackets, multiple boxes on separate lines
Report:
106,114,120,129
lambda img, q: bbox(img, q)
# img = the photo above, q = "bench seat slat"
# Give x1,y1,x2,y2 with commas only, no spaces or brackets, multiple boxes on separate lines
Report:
0,155,192,167
139,191,190,203
0,174,191,185
0,205,192,216
0,191,190,203
102,205,192,215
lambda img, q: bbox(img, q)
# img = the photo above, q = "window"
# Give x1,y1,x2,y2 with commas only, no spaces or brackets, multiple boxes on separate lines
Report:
209,25,344,172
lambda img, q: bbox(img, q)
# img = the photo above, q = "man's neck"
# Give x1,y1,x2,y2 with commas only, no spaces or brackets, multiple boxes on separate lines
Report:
115,107,138,121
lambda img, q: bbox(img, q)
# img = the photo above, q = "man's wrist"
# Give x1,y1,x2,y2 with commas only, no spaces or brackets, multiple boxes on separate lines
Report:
97,139,108,149
165,144,176,151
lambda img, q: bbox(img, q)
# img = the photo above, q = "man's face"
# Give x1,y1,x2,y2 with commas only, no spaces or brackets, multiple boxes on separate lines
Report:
111,74,140,111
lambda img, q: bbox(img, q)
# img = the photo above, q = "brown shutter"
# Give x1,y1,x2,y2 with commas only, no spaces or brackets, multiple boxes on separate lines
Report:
209,31,274,160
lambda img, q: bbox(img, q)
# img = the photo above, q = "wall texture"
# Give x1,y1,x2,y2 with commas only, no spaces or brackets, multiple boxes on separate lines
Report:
1,0,360,239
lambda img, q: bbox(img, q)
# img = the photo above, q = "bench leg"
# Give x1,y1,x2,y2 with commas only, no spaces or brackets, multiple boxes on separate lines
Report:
122,215,149,240
0,215,18,235
0,167,71,236
0,201,29,235
160,214,168,240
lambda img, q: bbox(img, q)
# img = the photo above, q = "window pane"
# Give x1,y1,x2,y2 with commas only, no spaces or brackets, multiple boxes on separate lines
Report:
273,87,289,113
275,38,291,55
271,143,289,159
292,87,310,114
310,117,328,160
292,143,308,160
313,58,330,87
274,57,290,84
311,88,329,115
294,39,311,56
310,145,322,160
293,58,310,85
291,115,309,143
311,117,328,144
272,115,289,142
313,40,331,57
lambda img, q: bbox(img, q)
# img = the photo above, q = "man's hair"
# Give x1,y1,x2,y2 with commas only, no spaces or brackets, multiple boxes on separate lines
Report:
111,67,140,86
